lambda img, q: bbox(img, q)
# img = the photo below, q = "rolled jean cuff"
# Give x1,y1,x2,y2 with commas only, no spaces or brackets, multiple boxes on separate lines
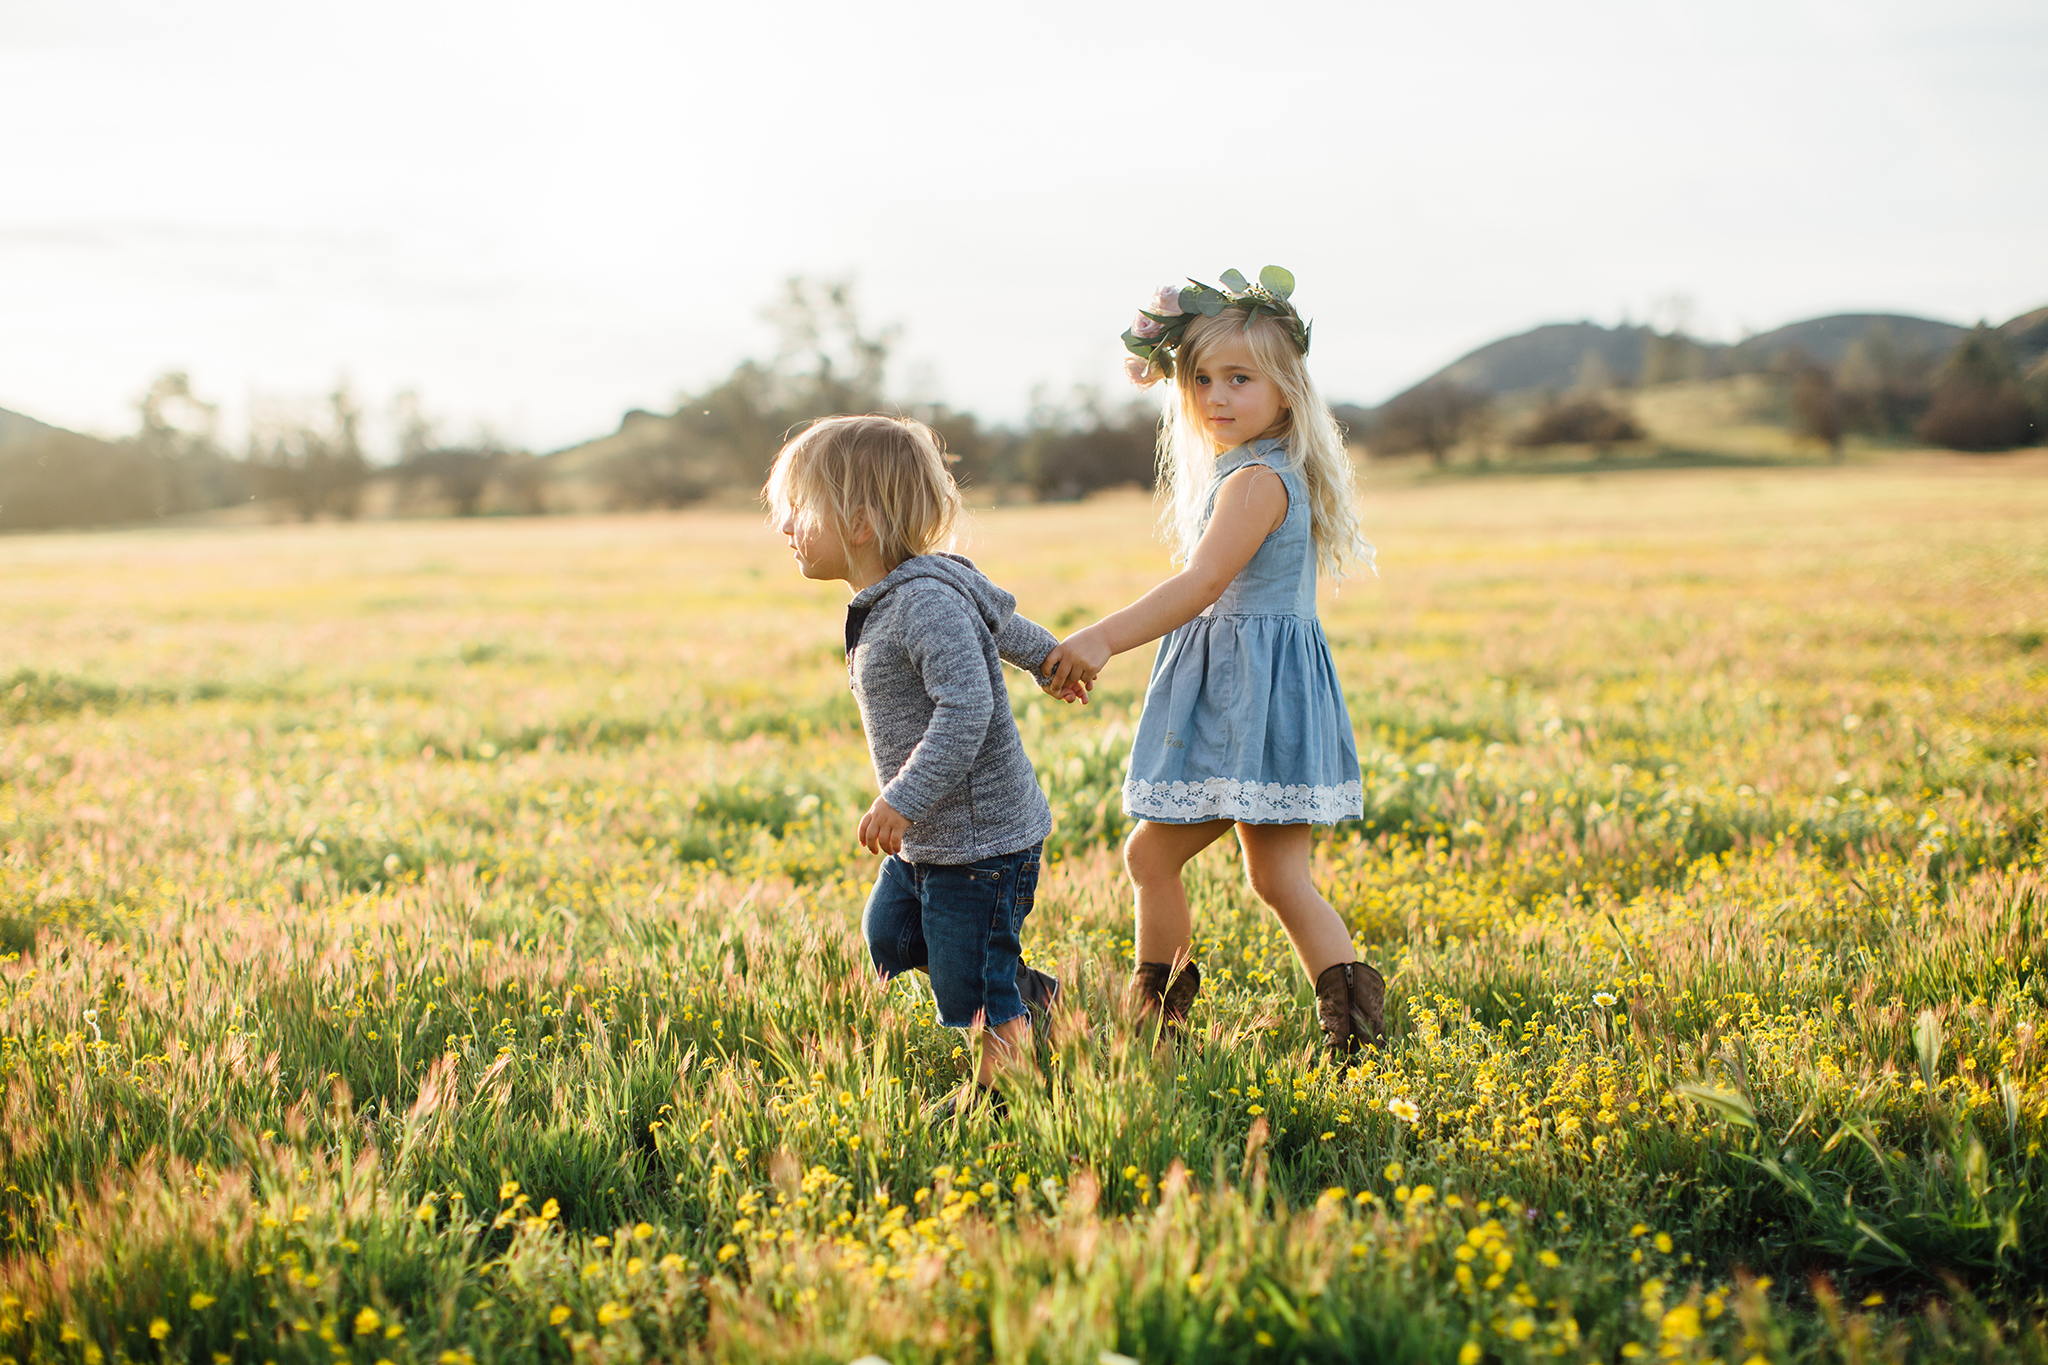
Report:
860,843,1041,1030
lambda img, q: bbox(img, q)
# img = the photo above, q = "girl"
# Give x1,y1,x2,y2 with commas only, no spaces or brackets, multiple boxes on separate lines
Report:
1042,268,1387,1056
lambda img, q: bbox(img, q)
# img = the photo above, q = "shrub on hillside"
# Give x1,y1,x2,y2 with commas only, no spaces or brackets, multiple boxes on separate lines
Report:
1374,378,1491,467
1510,395,1643,449
1918,384,2038,451
1789,361,1844,461
1916,325,2040,452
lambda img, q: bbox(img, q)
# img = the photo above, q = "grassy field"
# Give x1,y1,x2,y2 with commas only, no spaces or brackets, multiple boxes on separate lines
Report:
2,456,2046,1364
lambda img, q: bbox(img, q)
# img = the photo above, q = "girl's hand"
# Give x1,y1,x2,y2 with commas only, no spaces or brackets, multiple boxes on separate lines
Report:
1043,625,1111,697
857,796,910,855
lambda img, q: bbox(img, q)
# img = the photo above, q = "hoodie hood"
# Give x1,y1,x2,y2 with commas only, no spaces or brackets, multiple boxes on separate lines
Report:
850,553,1018,637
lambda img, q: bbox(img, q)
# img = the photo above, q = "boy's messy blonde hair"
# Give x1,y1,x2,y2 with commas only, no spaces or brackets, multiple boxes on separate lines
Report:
763,414,961,569
1159,310,1372,580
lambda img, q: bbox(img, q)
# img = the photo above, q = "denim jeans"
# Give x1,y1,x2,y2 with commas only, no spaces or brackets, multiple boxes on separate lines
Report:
862,843,1041,1029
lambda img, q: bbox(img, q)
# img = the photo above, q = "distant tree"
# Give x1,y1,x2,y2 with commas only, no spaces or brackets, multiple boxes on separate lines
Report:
912,403,1014,494
1789,361,1845,462
138,372,218,499
496,452,550,515
1917,325,2038,452
248,382,371,520
1018,386,1156,499
326,384,368,517
406,444,503,516
1640,332,1716,386
135,371,247,515
763,276,895,418
1834,323,1935,436
387,392,514,517
1375,378,1492,467
390,389,439,462
1511,394,1644,450
601,276,899,509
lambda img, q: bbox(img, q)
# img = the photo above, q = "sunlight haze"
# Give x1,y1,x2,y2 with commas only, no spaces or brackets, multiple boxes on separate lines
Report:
2,0,2042,452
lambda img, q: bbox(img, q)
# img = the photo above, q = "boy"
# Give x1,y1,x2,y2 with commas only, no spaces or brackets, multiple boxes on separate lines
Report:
763,414,1075,1118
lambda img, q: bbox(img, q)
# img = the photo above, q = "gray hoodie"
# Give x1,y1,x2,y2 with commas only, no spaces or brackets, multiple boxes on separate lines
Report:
845,553,1056,864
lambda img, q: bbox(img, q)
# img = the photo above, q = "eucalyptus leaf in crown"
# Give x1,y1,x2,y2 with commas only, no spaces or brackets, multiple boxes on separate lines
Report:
1122,265,1311,387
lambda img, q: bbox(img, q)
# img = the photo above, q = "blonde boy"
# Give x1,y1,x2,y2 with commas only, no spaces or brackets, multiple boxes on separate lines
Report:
764,414,1068,1118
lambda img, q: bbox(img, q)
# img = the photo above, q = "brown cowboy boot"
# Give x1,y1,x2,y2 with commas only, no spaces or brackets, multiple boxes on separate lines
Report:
1313,959,1386,1057
1125,959,1202,1029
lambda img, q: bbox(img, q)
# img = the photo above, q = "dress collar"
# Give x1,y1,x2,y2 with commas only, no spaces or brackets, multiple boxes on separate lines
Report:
1216,436,1287,474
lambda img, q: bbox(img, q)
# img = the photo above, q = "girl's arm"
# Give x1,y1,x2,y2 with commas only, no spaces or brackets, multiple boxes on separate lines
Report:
1042,464,1287,693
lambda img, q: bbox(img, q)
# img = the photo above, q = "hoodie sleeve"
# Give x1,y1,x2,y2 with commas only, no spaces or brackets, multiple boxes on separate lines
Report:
995,613,1058,684
877,584,996,822
931,553,1059,689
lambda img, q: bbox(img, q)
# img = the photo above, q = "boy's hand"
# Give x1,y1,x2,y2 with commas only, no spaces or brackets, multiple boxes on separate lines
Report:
1039,673,1092,705
1043,625,1111,697
857,796,910,855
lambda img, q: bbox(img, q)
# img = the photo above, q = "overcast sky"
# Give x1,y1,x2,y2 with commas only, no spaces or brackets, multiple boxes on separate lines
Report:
3,0,2043,454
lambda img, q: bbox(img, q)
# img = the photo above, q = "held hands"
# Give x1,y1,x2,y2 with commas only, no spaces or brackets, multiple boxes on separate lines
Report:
1042,624,1112,699
1040,673,1093,704
856,796,910,856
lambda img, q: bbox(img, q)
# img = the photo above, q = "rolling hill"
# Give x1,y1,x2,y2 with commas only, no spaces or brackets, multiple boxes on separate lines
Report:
0,406,65,453
1373,312,1997,409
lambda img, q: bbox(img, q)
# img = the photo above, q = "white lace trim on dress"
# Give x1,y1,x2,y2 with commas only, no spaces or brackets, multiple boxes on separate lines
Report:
1123,777,1363,824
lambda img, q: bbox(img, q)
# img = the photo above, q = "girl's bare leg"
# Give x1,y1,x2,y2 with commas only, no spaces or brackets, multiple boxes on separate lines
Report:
1234,822,1356,980
1121,818,1234,964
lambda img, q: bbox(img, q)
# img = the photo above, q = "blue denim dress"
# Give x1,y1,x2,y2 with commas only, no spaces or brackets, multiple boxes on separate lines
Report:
1122,438,1363,825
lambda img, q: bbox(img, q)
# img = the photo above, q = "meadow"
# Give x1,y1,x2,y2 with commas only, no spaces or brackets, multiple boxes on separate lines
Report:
2,455,2046,1364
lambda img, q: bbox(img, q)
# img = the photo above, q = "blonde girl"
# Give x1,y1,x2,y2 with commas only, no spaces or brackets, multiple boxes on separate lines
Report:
1043,268,1386,1055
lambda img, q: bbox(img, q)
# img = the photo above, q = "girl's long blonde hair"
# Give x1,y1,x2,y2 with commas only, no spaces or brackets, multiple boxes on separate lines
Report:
1157,310,1372,579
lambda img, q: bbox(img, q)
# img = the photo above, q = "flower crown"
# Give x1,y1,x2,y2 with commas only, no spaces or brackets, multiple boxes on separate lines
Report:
1121,265,1311,388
